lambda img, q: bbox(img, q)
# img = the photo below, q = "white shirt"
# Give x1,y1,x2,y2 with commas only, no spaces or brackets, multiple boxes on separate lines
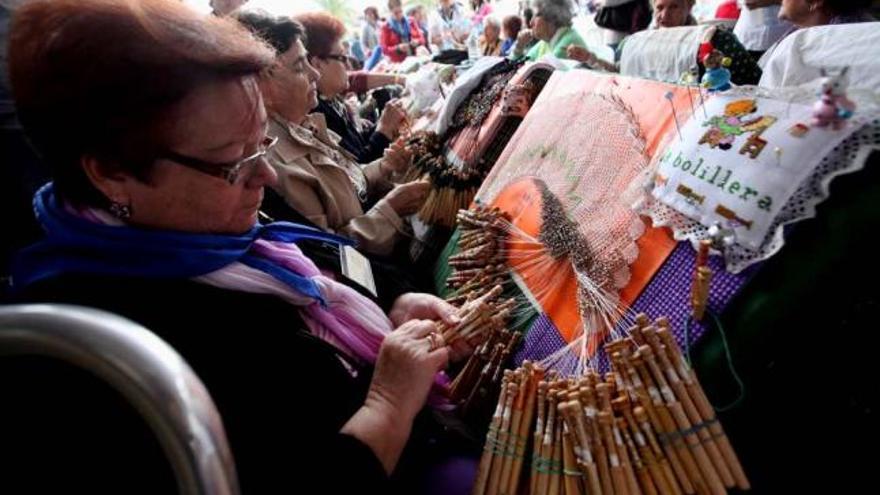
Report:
428,4,470,50
759,22,880,91
733,2,792,51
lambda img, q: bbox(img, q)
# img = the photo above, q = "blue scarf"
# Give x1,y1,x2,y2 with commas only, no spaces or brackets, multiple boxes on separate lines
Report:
389,17,411,42
12,183,354,305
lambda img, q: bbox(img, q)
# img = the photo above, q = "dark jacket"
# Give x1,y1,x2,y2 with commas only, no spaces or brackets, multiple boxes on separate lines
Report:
4,273,387,493
314,97,391,164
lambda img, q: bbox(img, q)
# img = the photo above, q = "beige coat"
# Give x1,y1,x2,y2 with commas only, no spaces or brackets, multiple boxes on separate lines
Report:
266,113,404,256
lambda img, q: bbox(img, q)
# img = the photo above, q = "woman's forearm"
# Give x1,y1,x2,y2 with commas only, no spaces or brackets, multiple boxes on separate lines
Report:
340,386,415,475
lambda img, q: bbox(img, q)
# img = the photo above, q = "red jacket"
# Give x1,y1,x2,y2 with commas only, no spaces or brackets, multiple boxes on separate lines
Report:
379,17,425,63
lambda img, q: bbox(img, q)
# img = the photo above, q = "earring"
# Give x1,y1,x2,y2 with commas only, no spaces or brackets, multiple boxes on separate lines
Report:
109,201,132,220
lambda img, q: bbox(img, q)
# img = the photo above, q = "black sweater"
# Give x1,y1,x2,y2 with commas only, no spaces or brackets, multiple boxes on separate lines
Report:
314,97,391,164
4,273,388,493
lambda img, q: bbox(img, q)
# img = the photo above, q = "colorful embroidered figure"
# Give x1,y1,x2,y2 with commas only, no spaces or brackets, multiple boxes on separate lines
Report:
677,183,705,205
788,123,809,137
738,115,777,158
716,204,753,230
700,99,776,158
811,67,856,130
701,50,732,92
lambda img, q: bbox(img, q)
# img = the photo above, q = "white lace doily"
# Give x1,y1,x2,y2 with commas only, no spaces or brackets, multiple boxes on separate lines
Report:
636,86,880,273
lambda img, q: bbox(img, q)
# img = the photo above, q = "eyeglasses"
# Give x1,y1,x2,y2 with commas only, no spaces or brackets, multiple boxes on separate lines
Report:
320,54,350,63
159,135,279,185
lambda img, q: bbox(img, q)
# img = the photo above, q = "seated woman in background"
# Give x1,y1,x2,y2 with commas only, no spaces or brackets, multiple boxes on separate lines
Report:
759,0,876,66
479,16,503,56
500,14,523,56
734,0,792,60
8,0,471,492
568,0,763,85
297,11,408,164
237,12,429,257
380,0,425,63
511,0,587,61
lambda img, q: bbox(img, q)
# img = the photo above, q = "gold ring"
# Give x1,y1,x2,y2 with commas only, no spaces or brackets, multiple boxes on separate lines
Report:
426,331,442,351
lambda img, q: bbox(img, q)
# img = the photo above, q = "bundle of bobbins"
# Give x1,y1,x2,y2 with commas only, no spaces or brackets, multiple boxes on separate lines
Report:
473,314,750,495
441,205,529,418
403,132,493,227
445,206,511,305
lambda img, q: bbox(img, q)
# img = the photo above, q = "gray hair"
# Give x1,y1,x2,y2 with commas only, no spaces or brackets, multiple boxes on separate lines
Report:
483,15,501,30
532,0,575,28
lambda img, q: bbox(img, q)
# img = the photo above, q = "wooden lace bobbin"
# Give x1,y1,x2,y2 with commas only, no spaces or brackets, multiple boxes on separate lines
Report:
498,369,526,495
630,352,706,495
488,377,519,495
503,364,544,495
497,369,525,495
449,335,493,403
690,267,712,321
638,346,726,495
641,327,734,488
598,411,631,495
597,383,642,495
557,402,586,495
463,342,505,413
563,399,604,495
537,385,561,495
655,323,750,491
633,406,686,495
579,387,615,495
548,421,564,495
531,381,549,495
450,309,509,399
617,415,659,495
616,398,681,495
473,372,511,495
619,355,691,494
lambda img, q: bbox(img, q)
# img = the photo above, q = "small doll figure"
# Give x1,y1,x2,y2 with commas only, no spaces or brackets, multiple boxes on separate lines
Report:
811,67,856,130
701,49,732,92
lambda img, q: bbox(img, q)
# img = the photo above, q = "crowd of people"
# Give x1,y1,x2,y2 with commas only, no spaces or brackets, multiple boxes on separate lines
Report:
0,0,877,493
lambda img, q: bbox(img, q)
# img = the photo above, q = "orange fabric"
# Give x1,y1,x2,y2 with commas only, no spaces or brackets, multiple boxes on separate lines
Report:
486,71,693,342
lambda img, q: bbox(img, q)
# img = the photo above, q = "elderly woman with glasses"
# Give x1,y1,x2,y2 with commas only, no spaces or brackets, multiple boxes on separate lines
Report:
237,11,428,258
511,0,587,61
8,0,473,492
297,11,408,164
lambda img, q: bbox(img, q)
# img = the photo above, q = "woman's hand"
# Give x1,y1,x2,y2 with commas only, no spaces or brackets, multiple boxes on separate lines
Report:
389,293,460,327
377,100,408,141
341,319,449,474
567,45,598,65
380,137,412,175
389,293,476,362
501,83,533,118
514,29,535,55
370,319,450,420
384,180,430,216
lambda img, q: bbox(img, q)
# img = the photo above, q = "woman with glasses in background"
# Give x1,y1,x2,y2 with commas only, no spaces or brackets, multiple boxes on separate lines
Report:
238,11,429,258
298,11,409,164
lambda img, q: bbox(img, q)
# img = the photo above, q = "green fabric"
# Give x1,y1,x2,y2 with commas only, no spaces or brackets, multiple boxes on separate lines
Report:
690,153,880,492
433,228,461,297
432,226,539,334
524,26,587,62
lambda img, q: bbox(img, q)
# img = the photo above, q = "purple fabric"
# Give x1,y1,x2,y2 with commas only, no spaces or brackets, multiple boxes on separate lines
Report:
421,455,480,495
627,242,759,352
513,314,579,375
511,242,760,372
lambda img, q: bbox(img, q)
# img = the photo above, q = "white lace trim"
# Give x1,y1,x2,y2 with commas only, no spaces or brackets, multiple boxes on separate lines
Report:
636,86,880,273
